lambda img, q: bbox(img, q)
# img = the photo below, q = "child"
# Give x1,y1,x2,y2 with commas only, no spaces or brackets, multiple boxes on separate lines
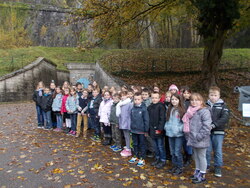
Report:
182,93,212,184
116,91,133,157
62,81,70,91
76,89,89,138
164,90,172,161
169,84,179,95
33,81,45,128
88,89,102,142
182,87,192,166
98,91,113,145
206,86,229,178
147,92,166,169
153,83,165,103
182,87,191,110
50,81,57,128
109,93,122,152
127,88,134,102
87,84,94,100
142,88,151,107
129,93,149,167
39,87,53,130
52,86,63,132
164,93,186,175
61,88,71,133
76,82,83,97
66,88,78,136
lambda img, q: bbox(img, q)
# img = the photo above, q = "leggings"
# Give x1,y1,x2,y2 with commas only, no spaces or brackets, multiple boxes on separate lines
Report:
123,129,130,149
193,147,207,173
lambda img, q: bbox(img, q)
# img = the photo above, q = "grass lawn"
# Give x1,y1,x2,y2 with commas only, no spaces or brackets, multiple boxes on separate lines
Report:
0,46,106,77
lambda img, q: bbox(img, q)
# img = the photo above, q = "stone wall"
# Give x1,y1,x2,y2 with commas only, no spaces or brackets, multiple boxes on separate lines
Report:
0,57,69,102
94,61,125,90
65,63,96,85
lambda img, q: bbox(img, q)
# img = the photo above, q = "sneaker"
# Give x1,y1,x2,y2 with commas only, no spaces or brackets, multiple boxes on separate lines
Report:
214,167,222,177
173,167,183,175
91,135,97,141
91,135,101,142
146,151,154,158
151,159,160,166
44,127,52,130
137,159,145,167
110,145,117,149
120,149,132,157
192,173,206,184
37,125,43,129
168,166,177,173
155,160,166,169
53,128,59,132
190,169,200,180
129,157,138,164
71,131,76,136
67,130,73,135
113,147,122,152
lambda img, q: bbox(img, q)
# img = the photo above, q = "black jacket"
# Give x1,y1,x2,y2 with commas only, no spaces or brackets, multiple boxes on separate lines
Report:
88,94,102,115
39,94,53,112
130,103,149,134
33,90,43,105
147,102,166,138
206,99,230,134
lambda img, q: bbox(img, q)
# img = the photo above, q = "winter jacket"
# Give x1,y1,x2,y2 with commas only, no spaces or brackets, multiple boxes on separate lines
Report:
164,108,184,137
39,93,53,112
186,108,212,148
164,101,170,111
66,95,78,114
87,94,102,116
148,102,166,138
77,96,88,113
110,102,119,125
118,101,133,130
98,99,113,125
143,98,152,108
61,94,69,113
131,103,149,134
184,99,190,110
52,93,63,112
33,89,43,106
206,99,229,135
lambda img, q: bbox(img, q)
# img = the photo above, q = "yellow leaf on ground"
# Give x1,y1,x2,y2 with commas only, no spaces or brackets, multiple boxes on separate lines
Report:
51,168,64,174
78,170,84,174
140,174,147,180
179,185,188,188
143,181,153,187
123,181,132,186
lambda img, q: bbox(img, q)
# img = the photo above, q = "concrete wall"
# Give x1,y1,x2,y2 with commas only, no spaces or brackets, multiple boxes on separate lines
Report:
0,57,69,102
94,61,125,90
65,63,96,85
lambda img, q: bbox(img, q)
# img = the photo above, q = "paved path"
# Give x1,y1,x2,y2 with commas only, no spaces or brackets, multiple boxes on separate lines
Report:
0,102,249,188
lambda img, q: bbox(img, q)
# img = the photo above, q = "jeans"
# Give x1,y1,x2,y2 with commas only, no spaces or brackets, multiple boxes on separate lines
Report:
90,115,100,136
206,134,224,167
42,110,52,129
153,137,166,161
36,105,44,126
56,113,63,129
169,136,183,168
132,133,146,159
183,136,192,155
70,113,77,131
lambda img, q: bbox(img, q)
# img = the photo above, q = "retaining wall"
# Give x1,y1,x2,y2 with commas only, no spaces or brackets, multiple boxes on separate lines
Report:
0,57,69,102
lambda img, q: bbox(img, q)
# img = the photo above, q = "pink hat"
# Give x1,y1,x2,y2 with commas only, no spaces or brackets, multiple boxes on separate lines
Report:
169,84,179,91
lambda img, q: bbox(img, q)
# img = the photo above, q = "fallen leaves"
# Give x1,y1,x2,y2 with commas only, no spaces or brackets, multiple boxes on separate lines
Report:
51,168,64,174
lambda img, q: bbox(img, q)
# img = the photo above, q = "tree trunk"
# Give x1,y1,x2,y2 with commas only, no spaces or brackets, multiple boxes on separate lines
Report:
201,30,226,90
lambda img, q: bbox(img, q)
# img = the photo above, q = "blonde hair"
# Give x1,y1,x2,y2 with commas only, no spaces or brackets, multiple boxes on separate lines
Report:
190,93,206,108
209,86,221,94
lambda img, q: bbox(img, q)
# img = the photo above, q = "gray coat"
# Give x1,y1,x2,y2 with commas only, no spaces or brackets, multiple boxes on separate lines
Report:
186,108,212,148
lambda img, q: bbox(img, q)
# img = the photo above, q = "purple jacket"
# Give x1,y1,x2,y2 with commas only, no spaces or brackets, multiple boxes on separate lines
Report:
118,102,133,130
186,108,212,148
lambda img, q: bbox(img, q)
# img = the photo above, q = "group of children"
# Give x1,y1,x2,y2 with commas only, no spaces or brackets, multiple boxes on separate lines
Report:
33,81,229,184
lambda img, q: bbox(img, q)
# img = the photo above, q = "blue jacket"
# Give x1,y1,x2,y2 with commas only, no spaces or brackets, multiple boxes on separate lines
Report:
164,108,184,137
131,103,149,134
66,95,78,114
52,93,63,112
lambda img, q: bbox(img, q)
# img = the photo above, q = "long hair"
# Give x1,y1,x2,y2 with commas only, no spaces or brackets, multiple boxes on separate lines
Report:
190,93,206,108
52,86,62,99
166,93,186,121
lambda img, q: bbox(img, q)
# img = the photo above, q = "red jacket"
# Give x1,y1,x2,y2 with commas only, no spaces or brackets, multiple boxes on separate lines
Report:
61,94,69,113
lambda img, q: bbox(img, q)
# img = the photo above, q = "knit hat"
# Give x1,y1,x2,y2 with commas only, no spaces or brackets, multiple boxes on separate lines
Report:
169,84,179,91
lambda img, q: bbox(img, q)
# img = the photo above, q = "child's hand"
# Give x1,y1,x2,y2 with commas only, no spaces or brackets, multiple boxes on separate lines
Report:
87,114,90,117
78,107,82,111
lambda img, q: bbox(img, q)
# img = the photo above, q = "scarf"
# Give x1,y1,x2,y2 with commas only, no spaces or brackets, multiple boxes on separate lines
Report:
116,98,131,117
182,106,201,133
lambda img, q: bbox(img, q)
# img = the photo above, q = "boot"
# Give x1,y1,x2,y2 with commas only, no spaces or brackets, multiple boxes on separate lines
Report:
190,169,200,180
184,154,192,167
168,166,177,173
192,172,206,184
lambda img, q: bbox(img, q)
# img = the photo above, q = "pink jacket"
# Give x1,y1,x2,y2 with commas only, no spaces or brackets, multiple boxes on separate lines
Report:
98,99,113,125
61,94,69,113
